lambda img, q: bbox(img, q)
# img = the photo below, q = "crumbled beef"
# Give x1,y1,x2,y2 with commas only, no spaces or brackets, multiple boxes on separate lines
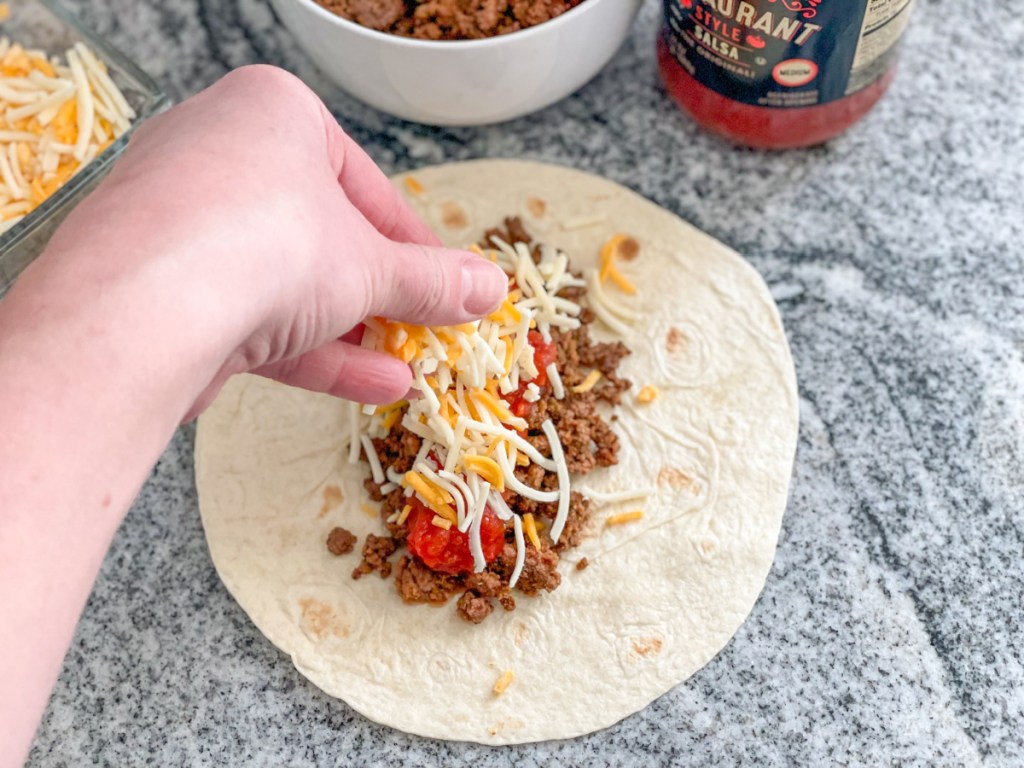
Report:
551,492,591,552
363,477,384,502
524,392,621,474
313,0,405,30
485,216,533,248
456,591,494,624
326,527,357,556
369,426,421,476
576,557,589,571
317,0,587,41
352,534,399,579
465,570,503,596
556,323,632,405
394,555,461,604
514,546,562,597
465,571,515,610
361,425,421,539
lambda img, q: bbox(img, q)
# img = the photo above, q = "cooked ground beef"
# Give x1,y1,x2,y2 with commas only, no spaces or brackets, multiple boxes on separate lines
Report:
338,216,628,622
513,546,562,596
352,534,400,579
484,216,533,248
576,557,589,571
455,570,517,623
394,555,461,603
456,591,494,624
465,570,516,610
315,0,586,41
362,428,422,538
326,526,357,556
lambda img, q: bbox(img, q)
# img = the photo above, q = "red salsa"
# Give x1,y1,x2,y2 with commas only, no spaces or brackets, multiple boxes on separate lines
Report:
658,0,913,148
507,331,557,417
405,499,505,575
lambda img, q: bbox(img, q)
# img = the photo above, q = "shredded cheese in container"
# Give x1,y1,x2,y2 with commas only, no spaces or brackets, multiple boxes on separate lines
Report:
351,231,637,577
0,38,135,234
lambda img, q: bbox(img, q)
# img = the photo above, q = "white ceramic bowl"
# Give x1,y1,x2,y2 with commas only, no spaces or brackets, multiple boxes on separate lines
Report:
268,0,644,126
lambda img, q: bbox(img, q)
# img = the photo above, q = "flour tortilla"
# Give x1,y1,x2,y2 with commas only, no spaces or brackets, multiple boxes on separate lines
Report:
195,160,798,744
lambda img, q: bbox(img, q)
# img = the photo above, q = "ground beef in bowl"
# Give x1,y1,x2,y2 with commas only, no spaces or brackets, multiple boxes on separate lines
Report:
315,0,587,40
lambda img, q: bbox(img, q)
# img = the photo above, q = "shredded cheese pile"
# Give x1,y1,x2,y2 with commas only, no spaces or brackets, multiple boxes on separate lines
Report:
0,37,135,234
349,232,638,587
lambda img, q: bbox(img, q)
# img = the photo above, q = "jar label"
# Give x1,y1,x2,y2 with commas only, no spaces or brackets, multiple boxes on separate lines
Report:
662,0,913,108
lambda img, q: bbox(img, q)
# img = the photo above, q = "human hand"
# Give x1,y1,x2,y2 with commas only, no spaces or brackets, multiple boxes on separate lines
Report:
42,64,507,419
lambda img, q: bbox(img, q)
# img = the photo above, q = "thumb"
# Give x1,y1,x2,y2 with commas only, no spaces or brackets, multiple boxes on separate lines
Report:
366,241,508,327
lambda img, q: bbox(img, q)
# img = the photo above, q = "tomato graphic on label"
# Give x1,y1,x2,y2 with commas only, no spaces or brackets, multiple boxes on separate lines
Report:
746,34,766,49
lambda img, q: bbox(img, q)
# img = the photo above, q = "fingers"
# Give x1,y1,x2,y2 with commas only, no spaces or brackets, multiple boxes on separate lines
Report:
320,103,440,246
253,340,412,405
365,241,508,327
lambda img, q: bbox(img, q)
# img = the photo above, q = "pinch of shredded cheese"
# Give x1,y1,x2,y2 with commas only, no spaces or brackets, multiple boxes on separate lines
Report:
637,385,659,404
493,669,515,696
606,510,644,527
0,38,135,234
349,229,637,574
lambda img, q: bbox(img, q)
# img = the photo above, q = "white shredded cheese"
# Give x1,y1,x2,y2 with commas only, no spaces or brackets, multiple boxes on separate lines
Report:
360,435,384,485
546,362,565,400
509,513,526,589
577,486,655,504
496,446,558,503
347,402,362,464
489,490,514,521
542,419,571,544
585,269,633,336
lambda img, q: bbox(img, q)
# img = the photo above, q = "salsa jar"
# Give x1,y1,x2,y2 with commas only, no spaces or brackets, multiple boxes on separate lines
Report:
657,0,914,149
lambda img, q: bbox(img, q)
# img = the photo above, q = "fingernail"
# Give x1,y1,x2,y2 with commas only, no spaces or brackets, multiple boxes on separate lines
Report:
461,257,507,315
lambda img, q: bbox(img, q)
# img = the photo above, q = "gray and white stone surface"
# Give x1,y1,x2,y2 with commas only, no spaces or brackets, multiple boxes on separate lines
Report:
26,0,1024,765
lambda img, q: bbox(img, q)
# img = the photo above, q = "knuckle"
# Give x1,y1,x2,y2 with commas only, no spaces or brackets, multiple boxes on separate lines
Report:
222,65,320,114
401,248,454,317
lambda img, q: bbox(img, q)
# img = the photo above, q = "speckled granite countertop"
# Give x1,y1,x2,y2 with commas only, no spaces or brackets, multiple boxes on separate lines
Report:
26,0,1024,765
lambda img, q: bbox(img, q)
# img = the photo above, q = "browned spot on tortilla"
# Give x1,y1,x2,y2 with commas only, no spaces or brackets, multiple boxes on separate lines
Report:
513,622,529,648
618,236,640,261
440,201,468,230
360,502,379,518
525,196,547,218
658,466,694,490
318,484,343,518
299,598,349,640
666,326,688,354
487,719,524,736
698,538,718,558
632,637,663,657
